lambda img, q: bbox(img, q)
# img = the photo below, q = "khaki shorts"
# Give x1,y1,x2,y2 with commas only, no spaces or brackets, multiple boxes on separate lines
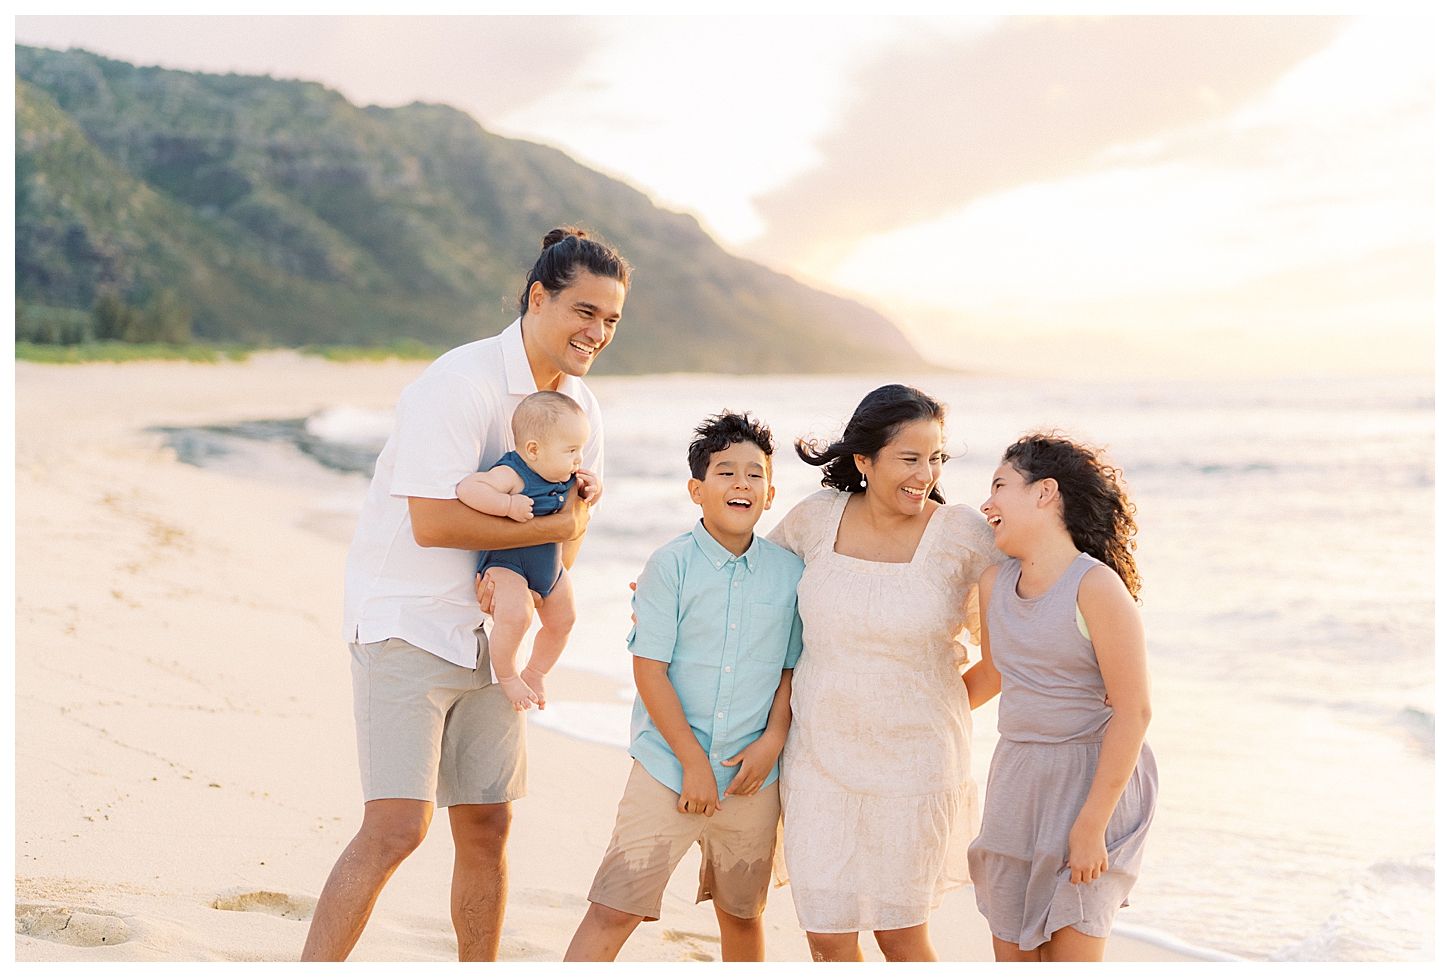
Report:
349,633,526,807
588,761,780,921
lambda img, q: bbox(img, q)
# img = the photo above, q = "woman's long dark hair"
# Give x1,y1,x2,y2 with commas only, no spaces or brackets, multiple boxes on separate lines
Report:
1003,433,1141,600
796,384,948,503
517,226,631,317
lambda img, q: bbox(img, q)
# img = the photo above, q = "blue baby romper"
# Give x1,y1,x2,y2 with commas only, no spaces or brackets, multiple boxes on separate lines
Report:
475,451,576,597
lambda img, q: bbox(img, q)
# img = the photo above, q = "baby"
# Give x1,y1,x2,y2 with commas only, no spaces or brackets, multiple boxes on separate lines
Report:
457,390,597,712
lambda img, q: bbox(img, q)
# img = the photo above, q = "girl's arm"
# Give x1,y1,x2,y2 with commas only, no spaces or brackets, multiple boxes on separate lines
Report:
963,564,1003,709
1067,564,1152,885
457,466,531,521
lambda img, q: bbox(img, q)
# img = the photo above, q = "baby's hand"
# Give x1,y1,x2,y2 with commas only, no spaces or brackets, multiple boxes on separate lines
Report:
575,468,602,506
520,664,548,710
497,673,538,712
506,494,534,522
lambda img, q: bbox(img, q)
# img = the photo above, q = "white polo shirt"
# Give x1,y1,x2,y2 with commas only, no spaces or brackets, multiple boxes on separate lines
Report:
342,319,604,667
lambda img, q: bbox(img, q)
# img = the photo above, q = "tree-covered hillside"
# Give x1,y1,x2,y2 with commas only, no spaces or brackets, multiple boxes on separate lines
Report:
15,46,926,374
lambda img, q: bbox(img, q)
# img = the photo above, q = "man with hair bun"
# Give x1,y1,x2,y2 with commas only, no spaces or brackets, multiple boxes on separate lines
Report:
304,229,629,961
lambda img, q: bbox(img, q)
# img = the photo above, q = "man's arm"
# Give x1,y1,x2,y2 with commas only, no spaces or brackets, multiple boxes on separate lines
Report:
409,482,591,550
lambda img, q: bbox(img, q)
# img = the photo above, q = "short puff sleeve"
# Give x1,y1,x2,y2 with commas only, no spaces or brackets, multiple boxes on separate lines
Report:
765,489,843,564
935,504,1008,647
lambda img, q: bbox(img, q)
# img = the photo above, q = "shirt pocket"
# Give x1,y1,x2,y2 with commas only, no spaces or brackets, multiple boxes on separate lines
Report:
745,602,795,664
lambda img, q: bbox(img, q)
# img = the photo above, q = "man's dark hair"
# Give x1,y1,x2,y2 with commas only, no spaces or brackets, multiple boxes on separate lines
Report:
687,411,774,480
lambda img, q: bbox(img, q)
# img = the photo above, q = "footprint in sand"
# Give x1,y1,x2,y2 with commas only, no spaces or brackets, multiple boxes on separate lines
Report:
211,887,317,921
662,928,718,961
15,904,131,946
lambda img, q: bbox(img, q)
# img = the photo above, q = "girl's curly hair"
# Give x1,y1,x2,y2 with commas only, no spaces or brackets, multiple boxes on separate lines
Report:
1003,433,1141,600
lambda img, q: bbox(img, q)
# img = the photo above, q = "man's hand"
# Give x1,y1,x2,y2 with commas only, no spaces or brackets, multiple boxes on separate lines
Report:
574,468,602,506
476,571,543,615
722,732,784,798
506,494,534,522
679,758,723,817
559,482,592,541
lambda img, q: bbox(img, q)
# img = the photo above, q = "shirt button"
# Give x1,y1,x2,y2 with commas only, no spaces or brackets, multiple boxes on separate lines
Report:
717,712,724,718
711,752,719,759
716,562,722,567
733,581,739,587
730,623,737,629
724,666,731,673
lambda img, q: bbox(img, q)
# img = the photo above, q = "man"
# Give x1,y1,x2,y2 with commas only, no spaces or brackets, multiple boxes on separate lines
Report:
302,229,629,961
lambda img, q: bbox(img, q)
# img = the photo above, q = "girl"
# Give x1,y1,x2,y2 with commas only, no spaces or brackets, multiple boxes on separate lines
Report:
966,433,1156,962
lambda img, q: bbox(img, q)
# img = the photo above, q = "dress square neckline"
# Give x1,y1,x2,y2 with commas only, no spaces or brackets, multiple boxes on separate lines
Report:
827,490,945,571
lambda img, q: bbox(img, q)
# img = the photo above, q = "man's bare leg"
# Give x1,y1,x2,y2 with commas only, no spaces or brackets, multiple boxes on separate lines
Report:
301,798,433,961
448,802,512,961
716,905,765,962
564,902,646,961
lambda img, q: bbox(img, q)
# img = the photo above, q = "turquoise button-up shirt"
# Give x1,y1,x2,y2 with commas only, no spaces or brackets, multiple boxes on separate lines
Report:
627,520,805,798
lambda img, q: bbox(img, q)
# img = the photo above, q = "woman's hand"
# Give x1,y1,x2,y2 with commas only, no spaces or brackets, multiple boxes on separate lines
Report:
1066,817,1109,885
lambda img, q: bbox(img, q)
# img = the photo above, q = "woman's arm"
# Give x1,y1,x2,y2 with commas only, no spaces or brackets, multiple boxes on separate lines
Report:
963,563,1003,709
1066,565,1152,885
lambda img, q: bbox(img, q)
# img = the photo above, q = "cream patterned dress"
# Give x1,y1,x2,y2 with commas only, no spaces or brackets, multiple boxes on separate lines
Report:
767,489,1005,933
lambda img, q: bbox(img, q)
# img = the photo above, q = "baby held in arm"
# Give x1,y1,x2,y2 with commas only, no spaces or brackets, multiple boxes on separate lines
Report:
456,391,599,711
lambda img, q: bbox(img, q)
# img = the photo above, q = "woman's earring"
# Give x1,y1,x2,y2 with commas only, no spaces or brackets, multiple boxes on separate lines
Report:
860,473,867,487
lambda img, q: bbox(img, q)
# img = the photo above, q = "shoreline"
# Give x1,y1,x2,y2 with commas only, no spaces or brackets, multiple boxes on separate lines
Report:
15,356,1197,962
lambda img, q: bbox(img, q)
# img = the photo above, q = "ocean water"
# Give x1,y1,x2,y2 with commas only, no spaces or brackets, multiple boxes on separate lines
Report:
156,373,1434,962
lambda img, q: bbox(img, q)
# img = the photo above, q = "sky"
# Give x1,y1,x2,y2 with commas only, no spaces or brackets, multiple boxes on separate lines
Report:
13,14,1435,377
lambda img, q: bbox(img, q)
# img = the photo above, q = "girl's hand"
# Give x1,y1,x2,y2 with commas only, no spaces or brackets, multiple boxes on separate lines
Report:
1067,818,1109,885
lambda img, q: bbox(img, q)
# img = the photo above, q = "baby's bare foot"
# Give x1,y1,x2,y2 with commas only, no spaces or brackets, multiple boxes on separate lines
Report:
520,666,548,710
497,673,537,711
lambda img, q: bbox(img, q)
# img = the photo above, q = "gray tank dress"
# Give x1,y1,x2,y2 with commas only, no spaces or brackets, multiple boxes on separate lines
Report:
967,552,1157,951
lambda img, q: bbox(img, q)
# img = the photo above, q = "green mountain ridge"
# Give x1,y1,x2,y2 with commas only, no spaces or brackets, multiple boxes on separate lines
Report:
15,45,929,374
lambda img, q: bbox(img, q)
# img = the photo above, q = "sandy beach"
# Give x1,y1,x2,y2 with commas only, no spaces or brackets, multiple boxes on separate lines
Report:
14,353,1196,963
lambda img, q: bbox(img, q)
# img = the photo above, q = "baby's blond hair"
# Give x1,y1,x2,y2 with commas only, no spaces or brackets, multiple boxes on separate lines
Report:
511,390,587,446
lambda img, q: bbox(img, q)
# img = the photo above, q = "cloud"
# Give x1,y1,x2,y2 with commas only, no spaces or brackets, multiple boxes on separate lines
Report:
13,15,601,123
748,15,1344,271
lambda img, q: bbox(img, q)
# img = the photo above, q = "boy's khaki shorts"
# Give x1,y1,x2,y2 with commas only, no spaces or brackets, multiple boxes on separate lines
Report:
349,632,525,808
588,761,780,921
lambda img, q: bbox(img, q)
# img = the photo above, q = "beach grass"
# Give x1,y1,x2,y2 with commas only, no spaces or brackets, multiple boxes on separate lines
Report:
14,341,252,364
15,340,444,365
298,339,445,362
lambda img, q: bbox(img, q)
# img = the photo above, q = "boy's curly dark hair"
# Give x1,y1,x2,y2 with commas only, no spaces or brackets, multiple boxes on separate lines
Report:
688,411,775,480
1003,433,1141,601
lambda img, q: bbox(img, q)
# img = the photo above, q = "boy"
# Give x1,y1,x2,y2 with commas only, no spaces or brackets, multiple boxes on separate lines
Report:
564,412,804,962
456,390,598,712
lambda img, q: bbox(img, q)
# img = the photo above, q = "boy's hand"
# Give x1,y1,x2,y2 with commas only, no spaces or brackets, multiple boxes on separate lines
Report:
575,468,602,505
520,664,548,710
722,732,784,798
679,759,723,818
506,494,534,522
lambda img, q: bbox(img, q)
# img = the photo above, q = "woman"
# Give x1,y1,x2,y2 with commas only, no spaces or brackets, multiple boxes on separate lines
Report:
766,384,1004,962
968,434,1155,962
